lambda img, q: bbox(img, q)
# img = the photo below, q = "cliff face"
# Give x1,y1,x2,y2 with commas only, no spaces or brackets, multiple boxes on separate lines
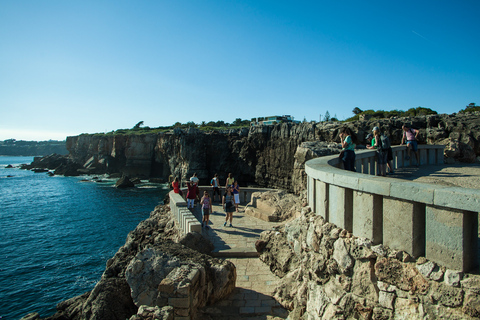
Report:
65,112,480,193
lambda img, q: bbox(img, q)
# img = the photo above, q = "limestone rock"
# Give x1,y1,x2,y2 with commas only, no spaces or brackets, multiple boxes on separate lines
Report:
178,231,214,254
445,269,463,287
116,175,135,188
374,258,429,294
332,238,353,274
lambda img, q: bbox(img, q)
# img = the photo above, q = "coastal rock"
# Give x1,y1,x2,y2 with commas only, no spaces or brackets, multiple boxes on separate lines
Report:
115,175,135,188
39,204,235,320
245,189,303,222
256,202,479,319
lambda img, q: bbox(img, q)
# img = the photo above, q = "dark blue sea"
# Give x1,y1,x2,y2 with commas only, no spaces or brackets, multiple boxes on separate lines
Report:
0,156,169,320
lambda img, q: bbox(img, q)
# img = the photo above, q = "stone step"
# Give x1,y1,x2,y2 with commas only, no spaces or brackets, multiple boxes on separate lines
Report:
211,248,259,258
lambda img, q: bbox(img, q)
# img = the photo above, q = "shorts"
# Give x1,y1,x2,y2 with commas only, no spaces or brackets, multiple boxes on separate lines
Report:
203,208,210,216
376,150,388,165
234,193,240,204
406,140,418,152
225,203,235,213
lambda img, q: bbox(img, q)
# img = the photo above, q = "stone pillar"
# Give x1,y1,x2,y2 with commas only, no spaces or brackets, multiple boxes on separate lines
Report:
383,198,425,257
425,205,478,272
436,148,444,164
369,158,376,176
353,191,383,244
361,158,369,174
315,180,329,220
329,185,353,231
308,176,315,213
427,149,436,165
419,149,427,166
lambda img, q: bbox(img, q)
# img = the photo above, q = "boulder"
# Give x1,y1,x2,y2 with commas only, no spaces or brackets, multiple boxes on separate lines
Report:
116,175,135,188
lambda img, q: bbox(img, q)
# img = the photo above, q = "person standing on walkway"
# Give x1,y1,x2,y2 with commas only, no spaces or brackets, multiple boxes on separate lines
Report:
190,172,199,185
339,127,356,172
186,182,196,209
367,127,387,176
225,172,234,188
232,180,240,212
210,173,221,202
222,186,235,227
172,177,183,196
200,191,212,229
401,123,420,166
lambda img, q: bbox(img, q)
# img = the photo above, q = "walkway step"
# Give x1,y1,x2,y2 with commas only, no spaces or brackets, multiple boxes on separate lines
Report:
211,248,259,258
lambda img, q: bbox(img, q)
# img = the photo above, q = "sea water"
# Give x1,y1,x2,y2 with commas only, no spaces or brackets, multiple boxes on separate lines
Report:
0,156,169,319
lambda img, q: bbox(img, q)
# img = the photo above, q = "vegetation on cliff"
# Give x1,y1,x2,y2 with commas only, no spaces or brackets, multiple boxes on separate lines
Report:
0,139,67,156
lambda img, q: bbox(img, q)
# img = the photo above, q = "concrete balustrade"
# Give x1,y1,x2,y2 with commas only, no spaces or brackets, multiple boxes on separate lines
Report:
169,186,274,235
169,192,202,234
306,144,480,272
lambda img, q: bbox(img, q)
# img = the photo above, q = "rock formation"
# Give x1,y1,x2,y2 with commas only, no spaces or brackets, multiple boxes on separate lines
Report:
24,204,236,320
256,208,480,319
45,112,477,192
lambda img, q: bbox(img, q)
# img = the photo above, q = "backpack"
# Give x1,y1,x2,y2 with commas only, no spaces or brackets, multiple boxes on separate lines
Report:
380,135,391,150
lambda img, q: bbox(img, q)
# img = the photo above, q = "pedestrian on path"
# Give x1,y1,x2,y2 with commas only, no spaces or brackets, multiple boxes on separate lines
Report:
232,180,240,212
401,123,420,166
171,177,183,196
339,127,357,172
222,186,235,227
225,172,234,188
367,127,387,176
210,173,221,202
186,182,196,209
200,191,212,229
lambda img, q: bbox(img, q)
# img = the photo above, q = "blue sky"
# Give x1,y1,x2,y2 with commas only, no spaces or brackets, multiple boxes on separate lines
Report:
1,0,479,141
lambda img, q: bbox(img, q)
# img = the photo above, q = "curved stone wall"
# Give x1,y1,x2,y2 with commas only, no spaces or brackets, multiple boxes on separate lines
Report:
305,145,479,272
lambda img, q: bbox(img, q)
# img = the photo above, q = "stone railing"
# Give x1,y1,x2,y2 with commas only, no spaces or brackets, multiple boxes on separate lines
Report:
305,145,479,272
169,186,274,235
169,191,202,234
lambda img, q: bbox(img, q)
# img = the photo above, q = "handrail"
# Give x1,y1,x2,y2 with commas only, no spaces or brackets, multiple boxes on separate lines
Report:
305,144,479,272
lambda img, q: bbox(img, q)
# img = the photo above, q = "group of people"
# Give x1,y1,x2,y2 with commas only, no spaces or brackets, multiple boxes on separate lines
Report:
171,172,241,229
339,124,420,175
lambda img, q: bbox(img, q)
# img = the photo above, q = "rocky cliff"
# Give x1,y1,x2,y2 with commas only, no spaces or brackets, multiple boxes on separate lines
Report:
21,204,236,320
50,112,479,193
256,208,480,319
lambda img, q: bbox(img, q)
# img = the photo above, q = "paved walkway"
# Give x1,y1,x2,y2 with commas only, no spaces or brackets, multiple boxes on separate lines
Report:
190,202,289,319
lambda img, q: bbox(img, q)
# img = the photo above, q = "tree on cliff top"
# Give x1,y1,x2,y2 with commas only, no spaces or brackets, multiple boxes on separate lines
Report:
133,121,144,129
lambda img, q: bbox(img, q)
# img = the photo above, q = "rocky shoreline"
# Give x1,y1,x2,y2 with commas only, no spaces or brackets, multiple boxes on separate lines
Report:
19,112,480,319
257,207,480,319
21,112,480,195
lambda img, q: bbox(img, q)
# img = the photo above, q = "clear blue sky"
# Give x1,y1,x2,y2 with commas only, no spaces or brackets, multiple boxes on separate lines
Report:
1,0,479,141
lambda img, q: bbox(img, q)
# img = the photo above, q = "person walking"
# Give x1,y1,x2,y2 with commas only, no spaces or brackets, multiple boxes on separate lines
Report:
200,191,212,229
401,123,420,166
225,172,235,188
210,173,221,202
232,180,240,212
339,128,356,172
367,127,387,176
186,182,196,209
222,186,235,227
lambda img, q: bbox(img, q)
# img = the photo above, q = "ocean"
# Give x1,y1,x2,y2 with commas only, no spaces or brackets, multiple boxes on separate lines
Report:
0,156,169,320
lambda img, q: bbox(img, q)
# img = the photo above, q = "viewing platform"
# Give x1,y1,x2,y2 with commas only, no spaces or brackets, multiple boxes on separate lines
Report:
305,144,480,272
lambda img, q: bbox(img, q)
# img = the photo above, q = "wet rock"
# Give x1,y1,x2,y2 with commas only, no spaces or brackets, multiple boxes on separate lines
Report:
116,175,135,188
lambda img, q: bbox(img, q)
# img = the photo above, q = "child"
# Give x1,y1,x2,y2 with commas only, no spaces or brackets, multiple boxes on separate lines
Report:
200,191,212,229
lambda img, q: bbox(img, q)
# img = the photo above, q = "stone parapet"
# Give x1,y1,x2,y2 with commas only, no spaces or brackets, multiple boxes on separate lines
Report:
305,144,480,272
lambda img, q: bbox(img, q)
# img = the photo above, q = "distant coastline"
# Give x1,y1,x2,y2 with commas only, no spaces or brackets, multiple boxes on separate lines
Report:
0,139,67,156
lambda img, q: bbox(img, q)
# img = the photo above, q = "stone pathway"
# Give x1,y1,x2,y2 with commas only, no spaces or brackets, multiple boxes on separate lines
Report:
190,202,289,319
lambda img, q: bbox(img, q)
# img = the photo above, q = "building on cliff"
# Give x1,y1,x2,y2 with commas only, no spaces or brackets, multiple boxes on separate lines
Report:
251,115,301,126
